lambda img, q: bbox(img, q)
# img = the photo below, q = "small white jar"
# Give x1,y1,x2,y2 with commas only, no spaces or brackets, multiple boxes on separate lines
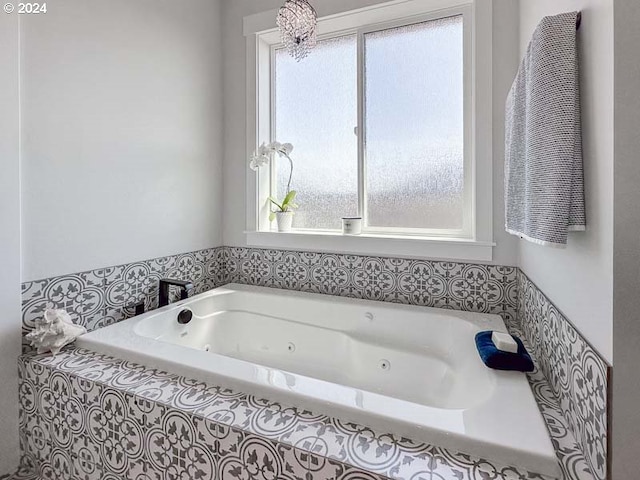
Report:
342,217,362,235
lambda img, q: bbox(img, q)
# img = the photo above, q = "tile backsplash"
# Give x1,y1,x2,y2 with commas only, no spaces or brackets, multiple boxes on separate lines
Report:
21,247,226,351
225,247,519,326
21,246,519,347
517,271,610,480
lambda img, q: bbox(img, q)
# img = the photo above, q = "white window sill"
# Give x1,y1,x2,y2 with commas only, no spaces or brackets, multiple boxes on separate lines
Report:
245,230,495,262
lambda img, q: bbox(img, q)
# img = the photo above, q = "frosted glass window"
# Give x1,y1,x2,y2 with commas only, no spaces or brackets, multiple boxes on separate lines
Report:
364,16,464,230
274,35,358,230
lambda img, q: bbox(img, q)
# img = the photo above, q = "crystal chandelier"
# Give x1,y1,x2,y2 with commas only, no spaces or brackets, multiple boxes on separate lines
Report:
276,0,318,61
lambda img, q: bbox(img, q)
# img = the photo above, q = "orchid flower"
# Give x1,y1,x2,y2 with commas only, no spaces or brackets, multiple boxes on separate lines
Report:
249,142,271,171
249,141,295,194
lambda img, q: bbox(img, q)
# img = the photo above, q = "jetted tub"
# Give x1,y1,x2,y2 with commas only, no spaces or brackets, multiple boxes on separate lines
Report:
77,283,558,477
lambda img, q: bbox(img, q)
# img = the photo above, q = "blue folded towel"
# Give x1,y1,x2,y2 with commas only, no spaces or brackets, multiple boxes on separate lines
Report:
475,331,534,372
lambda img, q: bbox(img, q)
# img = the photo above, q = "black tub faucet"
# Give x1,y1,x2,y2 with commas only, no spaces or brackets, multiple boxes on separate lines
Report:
159,278,193,307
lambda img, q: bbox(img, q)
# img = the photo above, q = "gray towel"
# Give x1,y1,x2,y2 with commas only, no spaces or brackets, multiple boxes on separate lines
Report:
505,11,585,247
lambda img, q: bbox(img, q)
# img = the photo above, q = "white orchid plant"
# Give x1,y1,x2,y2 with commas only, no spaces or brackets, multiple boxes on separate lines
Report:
250,141,299,221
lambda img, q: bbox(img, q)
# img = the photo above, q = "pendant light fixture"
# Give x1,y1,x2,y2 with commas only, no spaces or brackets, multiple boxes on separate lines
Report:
276,0,318,61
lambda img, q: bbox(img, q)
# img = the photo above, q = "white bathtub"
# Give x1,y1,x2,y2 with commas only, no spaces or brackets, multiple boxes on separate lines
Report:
77,283,558,477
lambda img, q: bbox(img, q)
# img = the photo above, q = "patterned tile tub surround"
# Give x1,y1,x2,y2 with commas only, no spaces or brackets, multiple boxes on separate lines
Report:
516,271,610,480
21,247,227,351
21,246,519,348
17,347,592,480
225,247,519,326
17,246,608,479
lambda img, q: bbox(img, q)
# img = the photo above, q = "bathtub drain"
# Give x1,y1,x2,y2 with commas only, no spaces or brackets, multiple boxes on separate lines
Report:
287,342,296,353
378,359,391,371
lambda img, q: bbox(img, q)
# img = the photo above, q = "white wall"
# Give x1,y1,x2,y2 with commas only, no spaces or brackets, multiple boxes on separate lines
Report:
612,0,640,476
517,0,614,362
491,1,520,266
20,0,224,281
0,13,22,475
221,0,520,267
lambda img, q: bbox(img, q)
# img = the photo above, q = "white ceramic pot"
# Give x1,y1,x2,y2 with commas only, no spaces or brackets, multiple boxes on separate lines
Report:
276,211,294,232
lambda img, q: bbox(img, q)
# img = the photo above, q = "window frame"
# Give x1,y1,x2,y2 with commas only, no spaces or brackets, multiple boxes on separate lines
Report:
244,0,495,262
270,31,360,233
356,11,472,238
